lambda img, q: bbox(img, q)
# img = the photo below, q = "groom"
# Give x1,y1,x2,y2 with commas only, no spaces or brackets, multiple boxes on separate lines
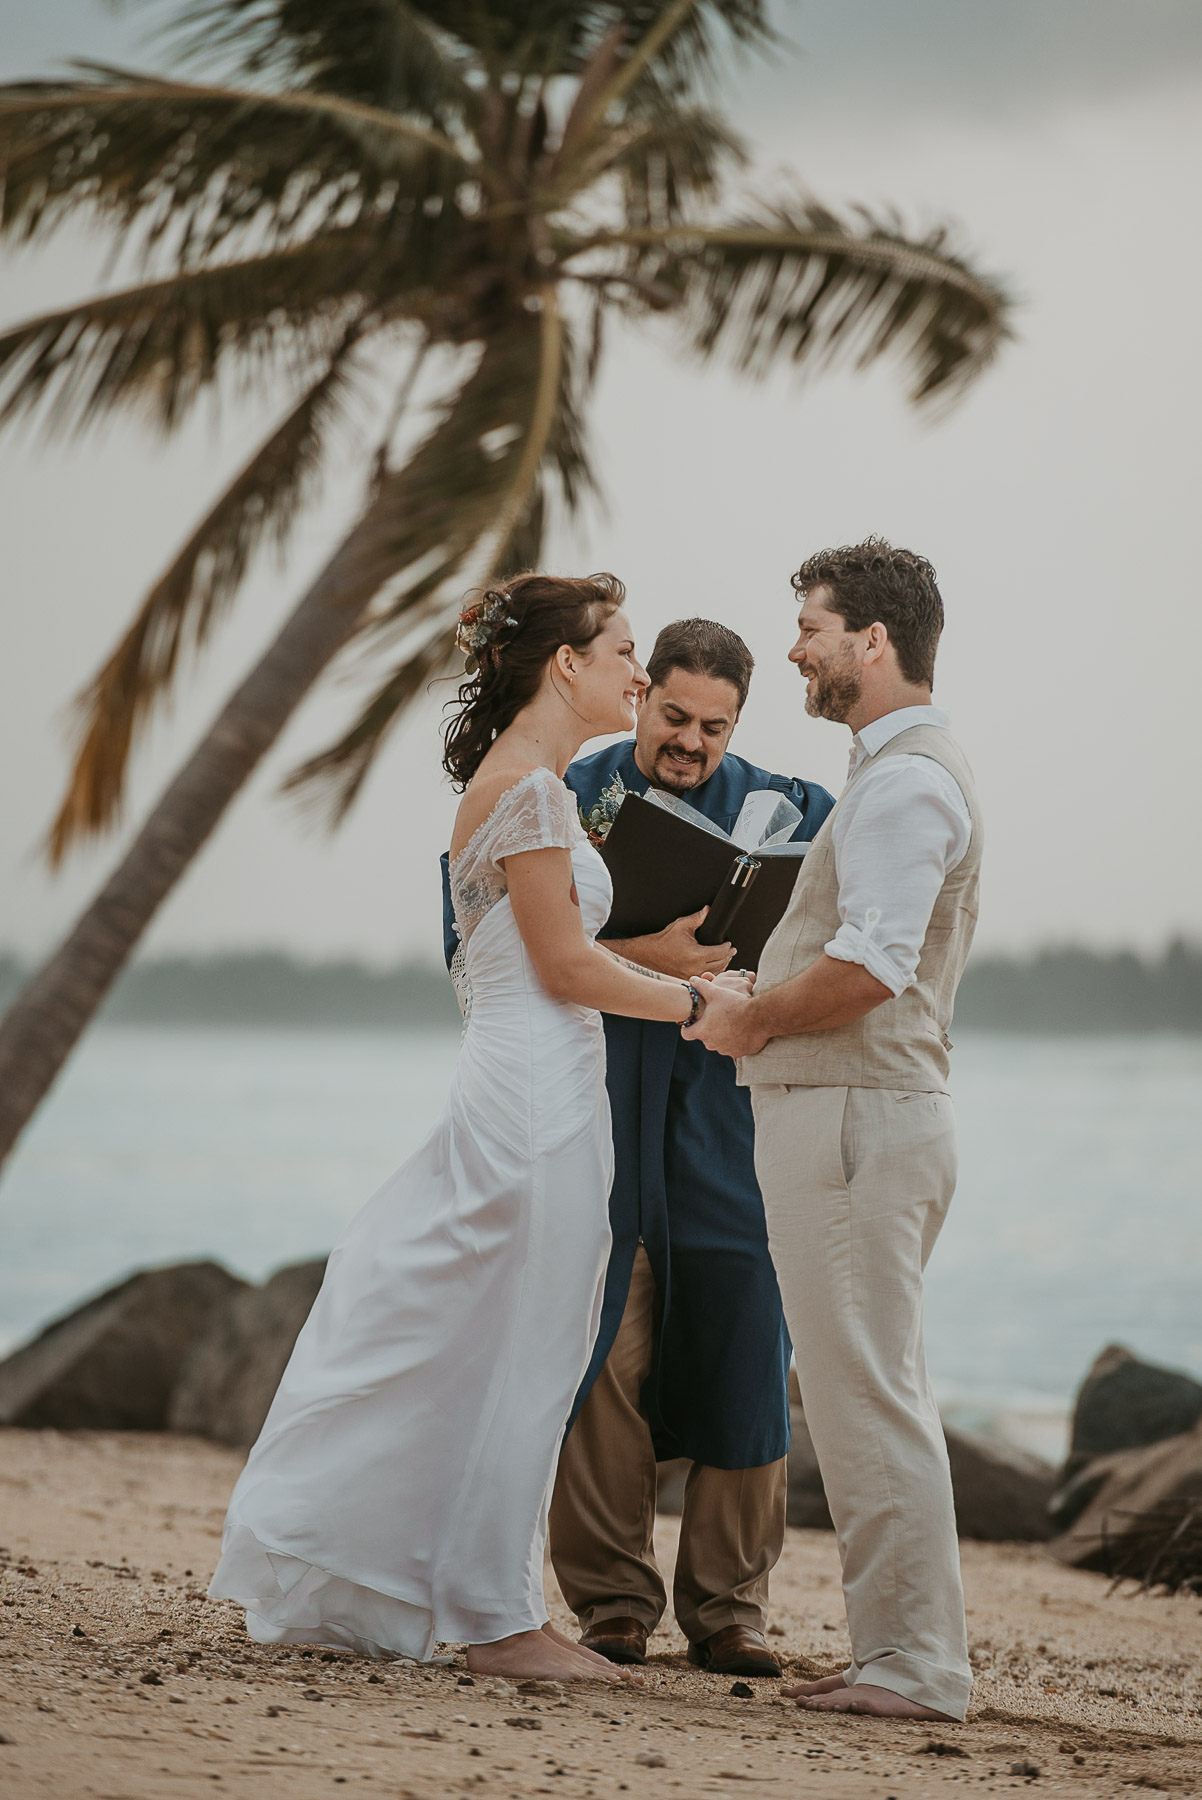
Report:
550,619,833,1675
689,541,981,1722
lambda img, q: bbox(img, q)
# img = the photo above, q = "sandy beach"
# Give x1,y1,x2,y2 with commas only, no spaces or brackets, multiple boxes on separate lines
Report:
0,1431,1199,1799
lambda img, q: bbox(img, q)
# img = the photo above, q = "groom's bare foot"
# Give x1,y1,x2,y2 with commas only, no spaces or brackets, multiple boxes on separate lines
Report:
540,1622,642,1680
792,1678,955,1721
466,1630,622,1683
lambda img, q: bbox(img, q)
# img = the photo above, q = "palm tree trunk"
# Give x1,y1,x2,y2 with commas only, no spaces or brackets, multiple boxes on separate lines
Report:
0,495,420,1175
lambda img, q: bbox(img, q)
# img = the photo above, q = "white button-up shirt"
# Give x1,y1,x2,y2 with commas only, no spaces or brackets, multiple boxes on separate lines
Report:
823,705,973,997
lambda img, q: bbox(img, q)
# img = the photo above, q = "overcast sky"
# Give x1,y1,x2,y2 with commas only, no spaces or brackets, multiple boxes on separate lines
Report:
2,1,1201,968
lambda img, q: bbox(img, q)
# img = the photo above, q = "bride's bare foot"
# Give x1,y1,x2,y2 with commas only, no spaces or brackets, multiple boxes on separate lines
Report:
793,1680,955,1721
781,1672,851,1699
539,1622,638,1678
466,1630,622,1683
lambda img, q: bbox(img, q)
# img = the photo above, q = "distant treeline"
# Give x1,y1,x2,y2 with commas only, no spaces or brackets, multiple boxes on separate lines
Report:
0,942,1200,1033
0,953,461,1030
953,938,1202,1033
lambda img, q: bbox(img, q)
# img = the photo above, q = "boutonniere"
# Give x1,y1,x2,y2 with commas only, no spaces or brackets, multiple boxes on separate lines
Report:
580,773,627,848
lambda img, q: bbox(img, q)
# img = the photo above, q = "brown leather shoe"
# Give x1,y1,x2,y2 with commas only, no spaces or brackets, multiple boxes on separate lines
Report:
579,1616,649,1666
687,1625,781,1678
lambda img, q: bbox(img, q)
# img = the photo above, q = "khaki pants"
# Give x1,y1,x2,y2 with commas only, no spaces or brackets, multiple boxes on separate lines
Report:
549,1245,786,1644
750,1084,972,1721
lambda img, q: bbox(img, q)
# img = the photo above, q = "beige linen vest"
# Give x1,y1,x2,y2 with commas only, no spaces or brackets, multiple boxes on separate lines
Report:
738,724,983,1094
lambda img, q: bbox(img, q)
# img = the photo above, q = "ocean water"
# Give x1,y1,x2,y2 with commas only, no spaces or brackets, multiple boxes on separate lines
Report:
1,1026,1199,1463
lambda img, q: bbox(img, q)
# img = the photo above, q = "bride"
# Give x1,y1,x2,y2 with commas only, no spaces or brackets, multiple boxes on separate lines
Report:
209,572,737,1682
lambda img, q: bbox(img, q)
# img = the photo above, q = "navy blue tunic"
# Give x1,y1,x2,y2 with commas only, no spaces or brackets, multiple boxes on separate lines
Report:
441,743,834,1469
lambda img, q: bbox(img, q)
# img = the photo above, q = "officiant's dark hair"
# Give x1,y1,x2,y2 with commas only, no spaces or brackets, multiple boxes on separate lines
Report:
442,571,625,788
645,619,754,712
792,538,943,687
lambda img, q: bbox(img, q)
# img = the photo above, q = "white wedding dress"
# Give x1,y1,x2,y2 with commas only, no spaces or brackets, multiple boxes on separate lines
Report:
209,767,614,1659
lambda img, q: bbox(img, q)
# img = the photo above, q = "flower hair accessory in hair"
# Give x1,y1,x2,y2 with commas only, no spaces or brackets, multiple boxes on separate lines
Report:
456,590,520,670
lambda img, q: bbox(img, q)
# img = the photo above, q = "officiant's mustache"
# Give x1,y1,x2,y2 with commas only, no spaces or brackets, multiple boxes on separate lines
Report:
652,743,707,781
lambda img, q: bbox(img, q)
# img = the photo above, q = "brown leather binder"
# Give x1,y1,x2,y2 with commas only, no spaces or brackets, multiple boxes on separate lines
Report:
598,793,807,972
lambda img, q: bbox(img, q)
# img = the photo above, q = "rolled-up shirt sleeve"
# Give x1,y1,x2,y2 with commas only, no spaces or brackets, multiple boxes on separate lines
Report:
825,756,973,996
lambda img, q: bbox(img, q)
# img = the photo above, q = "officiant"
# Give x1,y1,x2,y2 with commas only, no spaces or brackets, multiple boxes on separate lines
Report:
443,618,832,1676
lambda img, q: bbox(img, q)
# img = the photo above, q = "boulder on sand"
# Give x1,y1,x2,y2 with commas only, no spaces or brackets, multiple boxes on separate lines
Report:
1068,1343,1202,1469
1049,1415,1202,1579
944,1425,1056,1542
789,1408,1055,1541
169,1259,327,1448
0,1262,245,1430
1051,1344,1202,1530
786,1406,834,1530
662,1403,1056,1542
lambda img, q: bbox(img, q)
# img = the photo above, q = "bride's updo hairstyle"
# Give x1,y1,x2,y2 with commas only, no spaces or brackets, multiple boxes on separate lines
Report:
442,571,626,790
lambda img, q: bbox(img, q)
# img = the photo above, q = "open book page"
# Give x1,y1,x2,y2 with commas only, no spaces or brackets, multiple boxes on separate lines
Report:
643,787,733,841
730,790,804,851
644,785,806,853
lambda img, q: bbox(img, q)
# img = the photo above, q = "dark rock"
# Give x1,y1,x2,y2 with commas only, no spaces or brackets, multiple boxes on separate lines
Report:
1064,1343,1202,1472
729,1681,755,1698
787,1405,1054,1541
786,1408,834,1530
1048,1462,1110,1532
944,1426,1056,1542
169,1260,327,1447
1048,1416,1202,1576
1051,1345,1202,1529
0,1262,245,1430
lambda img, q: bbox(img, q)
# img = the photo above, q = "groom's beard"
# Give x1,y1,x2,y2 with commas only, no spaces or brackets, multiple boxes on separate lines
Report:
803,647,862,723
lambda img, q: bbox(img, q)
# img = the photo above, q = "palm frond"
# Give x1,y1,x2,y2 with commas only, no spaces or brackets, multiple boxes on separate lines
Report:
47,328,366,862
194,2,774,90
0,227,431,436
0,68,476,258
594,104,744,225
165,1,477,123
555,18,627,161
286,290,589,820
549,0,770,186
585,197,1013,404
283,615,463,819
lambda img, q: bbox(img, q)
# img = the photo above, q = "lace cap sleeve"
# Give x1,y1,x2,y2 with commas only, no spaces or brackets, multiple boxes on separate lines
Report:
488,766,581,863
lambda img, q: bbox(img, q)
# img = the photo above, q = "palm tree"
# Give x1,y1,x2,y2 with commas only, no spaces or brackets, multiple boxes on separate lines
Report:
0,0,1011,1174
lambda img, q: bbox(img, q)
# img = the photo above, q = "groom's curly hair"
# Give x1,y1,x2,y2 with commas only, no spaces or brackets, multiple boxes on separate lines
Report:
792,539,944,688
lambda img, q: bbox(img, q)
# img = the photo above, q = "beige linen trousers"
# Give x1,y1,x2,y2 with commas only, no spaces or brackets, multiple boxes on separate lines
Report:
751,1082,972,1721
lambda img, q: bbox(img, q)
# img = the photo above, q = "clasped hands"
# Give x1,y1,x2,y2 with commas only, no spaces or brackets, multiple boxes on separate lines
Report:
682,968,769,1058
601,907,770,1057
